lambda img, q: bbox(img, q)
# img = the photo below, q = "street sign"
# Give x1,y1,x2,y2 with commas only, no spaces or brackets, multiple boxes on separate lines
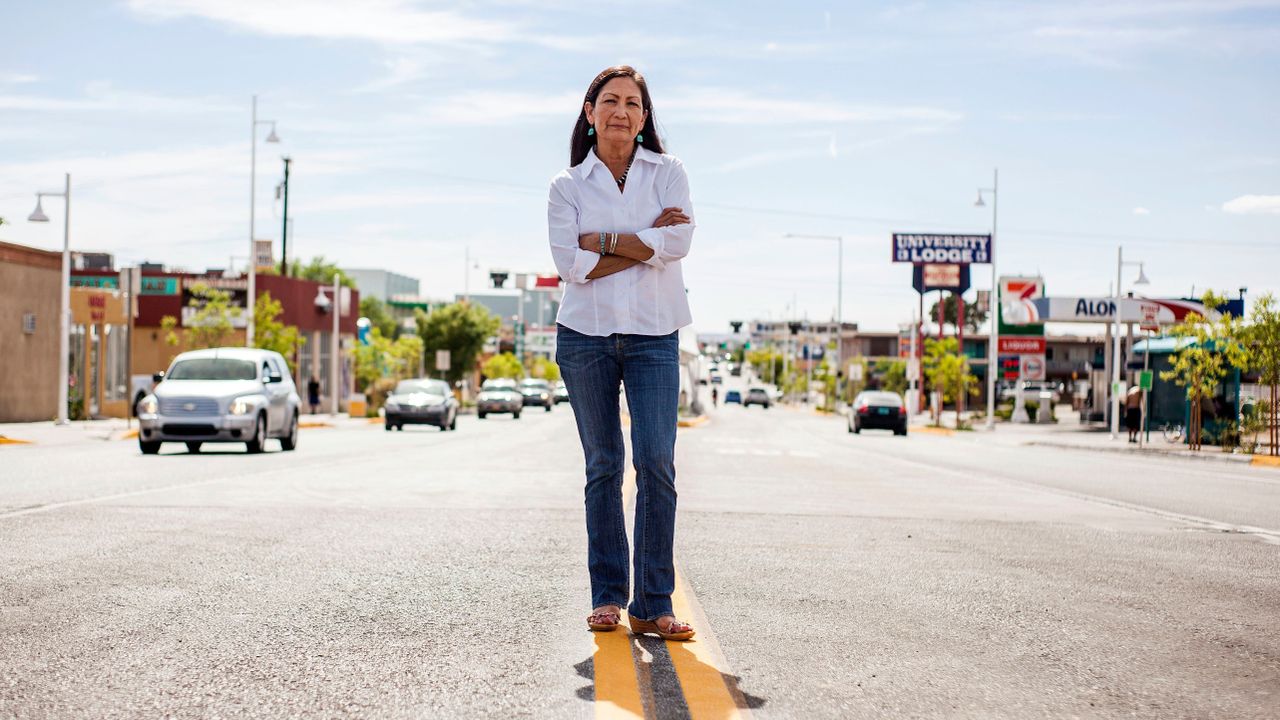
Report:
1138,370,1153,391
850,363,864,382
435,350,451,371
1140,303,1160,333
906,358,921,382
1009,297,1221,325
1020,355,1046,381
892,234,992,264
912,263,970,294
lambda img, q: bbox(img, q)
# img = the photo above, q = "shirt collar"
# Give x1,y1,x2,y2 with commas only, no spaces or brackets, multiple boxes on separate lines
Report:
576,145,662,180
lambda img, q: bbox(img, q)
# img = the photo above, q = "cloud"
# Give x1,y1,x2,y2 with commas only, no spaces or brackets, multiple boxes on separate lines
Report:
0,81,237,114
127,0,518,46
1132,207,1150,215
1222,194,1280,215
662,88,964,126
0,72,37,84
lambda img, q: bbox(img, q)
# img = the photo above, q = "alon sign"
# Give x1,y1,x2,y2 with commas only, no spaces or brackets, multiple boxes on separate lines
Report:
892,233,991,264
1006,297,1221,325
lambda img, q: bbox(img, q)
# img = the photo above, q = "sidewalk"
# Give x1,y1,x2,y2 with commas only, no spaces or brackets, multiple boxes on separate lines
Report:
910,406,1279,469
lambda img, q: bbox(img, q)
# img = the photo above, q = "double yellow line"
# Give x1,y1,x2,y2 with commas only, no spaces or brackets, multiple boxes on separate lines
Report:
592,469,747,719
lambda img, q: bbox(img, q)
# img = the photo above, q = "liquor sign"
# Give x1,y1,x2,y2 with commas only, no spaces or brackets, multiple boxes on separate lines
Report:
998,337,1046,354
892,234,991,264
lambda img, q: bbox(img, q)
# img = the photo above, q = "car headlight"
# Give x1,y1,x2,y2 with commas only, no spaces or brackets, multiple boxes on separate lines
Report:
140,396,158,414
541,393,549,400
385,401,399,411
230,397,253,415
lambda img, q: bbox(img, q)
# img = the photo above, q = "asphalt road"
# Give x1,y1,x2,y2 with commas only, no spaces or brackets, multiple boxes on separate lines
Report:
2,388,1278,718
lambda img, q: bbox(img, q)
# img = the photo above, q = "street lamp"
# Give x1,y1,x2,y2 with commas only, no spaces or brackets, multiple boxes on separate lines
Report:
1110,246,1149,439
247,94,281,347
783,233,843,401
975,169,999,429
29,173,72,425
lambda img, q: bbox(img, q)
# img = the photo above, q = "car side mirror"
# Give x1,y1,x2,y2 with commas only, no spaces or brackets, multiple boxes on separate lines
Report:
152,371,164,384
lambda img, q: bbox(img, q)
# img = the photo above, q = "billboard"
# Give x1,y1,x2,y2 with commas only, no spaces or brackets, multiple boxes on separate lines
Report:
892,233,992,264
1004,297,1222,325
998,276,1046,337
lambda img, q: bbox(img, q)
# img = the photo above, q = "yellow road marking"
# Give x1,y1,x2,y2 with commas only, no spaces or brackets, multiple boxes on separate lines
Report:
913,425,954,436
593,631,645,719
1253,455,1280,468
667,572,745,719
677,415,709,428
119,429,139,440
298,421,333,429
0,436,33,445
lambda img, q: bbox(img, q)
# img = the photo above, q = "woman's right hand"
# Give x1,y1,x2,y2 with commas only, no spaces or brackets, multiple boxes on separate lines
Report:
651,207,690,228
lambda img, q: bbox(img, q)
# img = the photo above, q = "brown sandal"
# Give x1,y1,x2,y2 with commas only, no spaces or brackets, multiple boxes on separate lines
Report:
588,606,622,632
629,615,695,641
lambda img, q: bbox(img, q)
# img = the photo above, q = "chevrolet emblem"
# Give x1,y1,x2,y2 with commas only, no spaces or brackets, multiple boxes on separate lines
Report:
183,402,196,411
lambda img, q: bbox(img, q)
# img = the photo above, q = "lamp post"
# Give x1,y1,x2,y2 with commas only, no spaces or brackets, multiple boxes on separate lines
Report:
974,169,999,429
1110,246,1149,439
783,233,843,402
247,95,280,347
29,173,71,425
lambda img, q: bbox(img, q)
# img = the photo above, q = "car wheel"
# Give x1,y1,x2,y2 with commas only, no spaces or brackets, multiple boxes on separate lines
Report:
186,441,202,454
280,413,299,451
478,412,487,420
396,424,404,431
139,439,161,455
245,414,267,454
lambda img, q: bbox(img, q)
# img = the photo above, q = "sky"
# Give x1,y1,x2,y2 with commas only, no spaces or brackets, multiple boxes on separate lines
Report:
1,0,1278,335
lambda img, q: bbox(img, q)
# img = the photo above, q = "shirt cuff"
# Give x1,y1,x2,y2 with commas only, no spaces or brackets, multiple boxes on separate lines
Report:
635,228,667,270
568,247,599,283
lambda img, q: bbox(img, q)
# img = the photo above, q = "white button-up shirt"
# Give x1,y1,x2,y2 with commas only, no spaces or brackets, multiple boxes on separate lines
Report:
548,146,694,337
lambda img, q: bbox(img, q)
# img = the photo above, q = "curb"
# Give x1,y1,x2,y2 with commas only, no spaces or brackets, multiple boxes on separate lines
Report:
1253,455,1280,468
118,430,139,440
1025,440,1263,466
298,421,334,429
0,436,33,445
677,415,709,428
913,426,955,436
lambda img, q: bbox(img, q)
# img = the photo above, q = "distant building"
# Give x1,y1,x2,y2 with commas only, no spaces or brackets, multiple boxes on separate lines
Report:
346,268,419,303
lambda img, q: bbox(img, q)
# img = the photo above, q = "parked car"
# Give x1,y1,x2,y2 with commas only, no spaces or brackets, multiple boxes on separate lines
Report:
477,379,522,419
724,389,742,404
710,373,724,385
519,378,554,412
136,347,300,455
999,380,1063,404
849,391,908,436
743,387,772,409
384,378,458,432
553,381,570,405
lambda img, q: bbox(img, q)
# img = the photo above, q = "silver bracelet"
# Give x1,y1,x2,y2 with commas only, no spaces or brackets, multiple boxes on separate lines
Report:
609,233,618,255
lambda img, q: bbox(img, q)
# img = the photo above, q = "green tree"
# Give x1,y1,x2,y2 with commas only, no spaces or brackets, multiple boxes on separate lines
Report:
284,255,357,288
359,296,399,339
353,328,424,393
1160,290,1250,451
417,302,501,385
875,359,908,397
746,348,784,385
161,282,240,348
482,352,525,380
530,356,561,382
1244,293,1280,456
923,337,979,427
928,293,989,332
252,291,304,370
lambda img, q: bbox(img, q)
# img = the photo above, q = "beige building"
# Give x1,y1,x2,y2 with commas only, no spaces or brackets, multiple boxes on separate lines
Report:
0,241,61,422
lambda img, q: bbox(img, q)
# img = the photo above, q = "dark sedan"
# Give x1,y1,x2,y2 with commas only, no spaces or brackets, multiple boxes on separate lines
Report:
553,381,569,405
849,391,908,436
519,378,554,412
384,379,458,431
477,379,523,419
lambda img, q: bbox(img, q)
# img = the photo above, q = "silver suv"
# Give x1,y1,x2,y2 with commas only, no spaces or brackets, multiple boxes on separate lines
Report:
137,348,302,455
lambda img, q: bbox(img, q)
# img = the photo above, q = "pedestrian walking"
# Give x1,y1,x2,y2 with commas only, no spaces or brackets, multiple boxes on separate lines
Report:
1125,386,1143,443
549,65,696,642
711,387,719,407
307,376,320,415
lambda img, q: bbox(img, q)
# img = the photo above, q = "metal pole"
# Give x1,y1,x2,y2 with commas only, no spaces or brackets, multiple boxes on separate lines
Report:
125,267,133,430
464,246,470,303
1140,329,1151,448
332,274,340,416
835,237,843,405
1110,246,1123,439
57,173,71,425
985,168,999,429
280,157,291,276
248,95,257,347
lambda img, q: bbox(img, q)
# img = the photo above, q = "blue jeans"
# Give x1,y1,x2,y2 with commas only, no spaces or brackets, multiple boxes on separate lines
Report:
556,324,680,621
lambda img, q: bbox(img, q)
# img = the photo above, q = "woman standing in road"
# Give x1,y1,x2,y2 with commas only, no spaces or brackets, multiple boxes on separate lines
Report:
548,65,696,641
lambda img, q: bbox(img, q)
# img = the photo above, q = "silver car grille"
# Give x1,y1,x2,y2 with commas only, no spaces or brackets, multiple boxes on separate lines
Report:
158,397,221,415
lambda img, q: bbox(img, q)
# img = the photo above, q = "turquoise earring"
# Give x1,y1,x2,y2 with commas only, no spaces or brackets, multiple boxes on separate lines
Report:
636,133,644,143
587,127,595,136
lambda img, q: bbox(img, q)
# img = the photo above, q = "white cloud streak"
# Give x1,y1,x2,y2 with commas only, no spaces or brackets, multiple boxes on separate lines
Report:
1222,194,1280,215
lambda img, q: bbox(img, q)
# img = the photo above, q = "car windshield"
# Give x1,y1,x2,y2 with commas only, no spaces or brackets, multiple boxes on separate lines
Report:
482,379,516,390
395,380,446,396
520,380,549,388
167,358,257,381
747,389,767,396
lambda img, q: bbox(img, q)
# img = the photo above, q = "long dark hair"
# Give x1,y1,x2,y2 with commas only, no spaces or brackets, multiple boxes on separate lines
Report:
570,65,665,167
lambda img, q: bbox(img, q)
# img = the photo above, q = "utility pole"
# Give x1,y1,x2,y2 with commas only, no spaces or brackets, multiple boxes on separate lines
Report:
279,156,292,276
